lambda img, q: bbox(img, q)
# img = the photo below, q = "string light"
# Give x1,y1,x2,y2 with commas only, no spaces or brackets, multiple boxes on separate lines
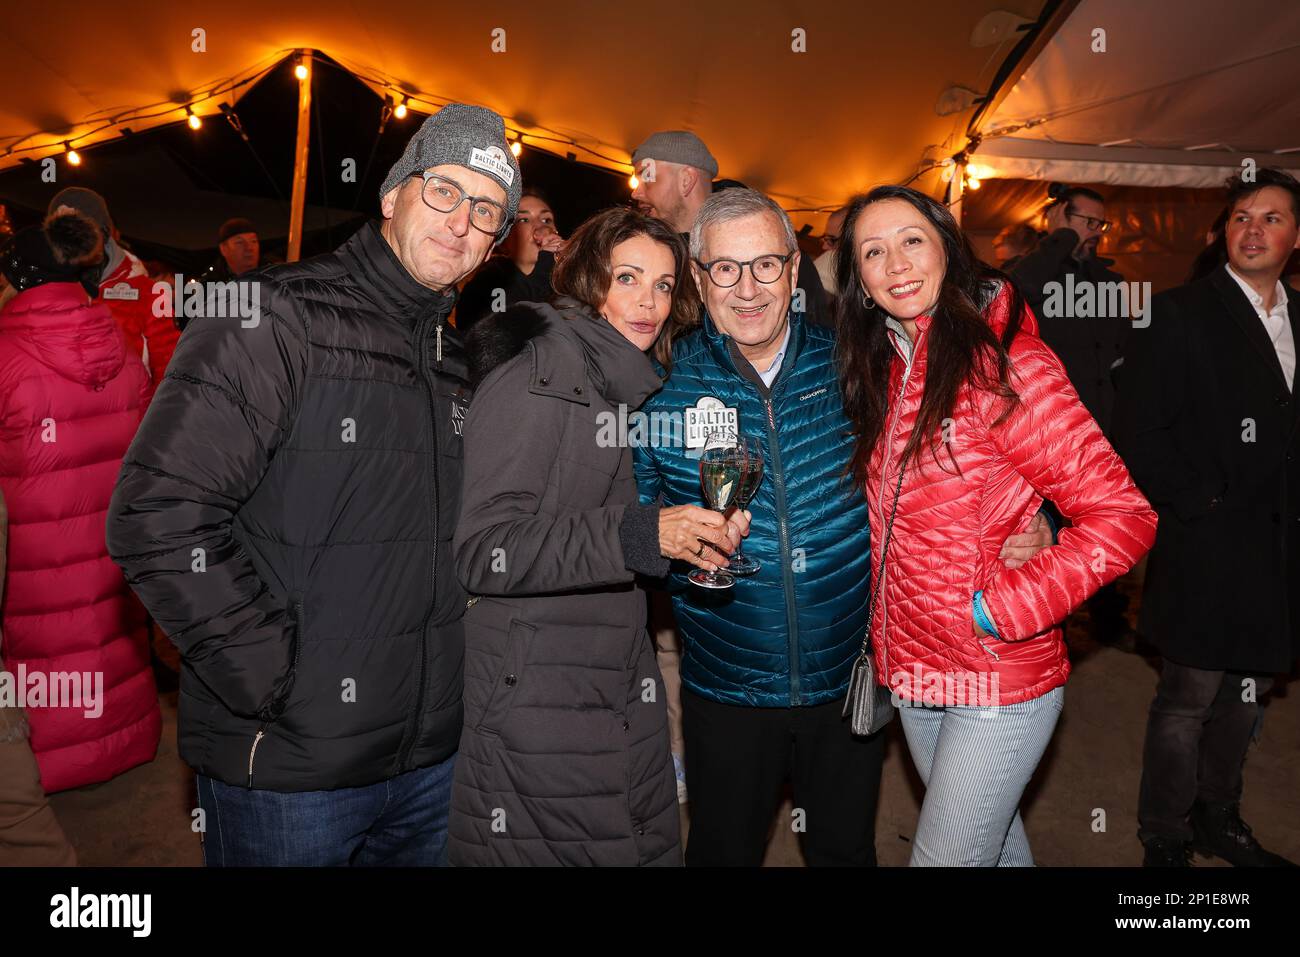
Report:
186,108,202,130
965,175,981,190
510,138,522,157
394,96,408,120
294,61,310,81
65,142,81,166
628,173,639,189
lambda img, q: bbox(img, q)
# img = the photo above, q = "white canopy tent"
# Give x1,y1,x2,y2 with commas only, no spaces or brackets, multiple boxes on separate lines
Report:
3,0,1296,246
967,0,1300,188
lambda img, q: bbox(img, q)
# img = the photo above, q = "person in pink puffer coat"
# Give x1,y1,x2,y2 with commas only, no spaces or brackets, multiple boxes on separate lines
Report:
0,209,160,794
835,185,1156,866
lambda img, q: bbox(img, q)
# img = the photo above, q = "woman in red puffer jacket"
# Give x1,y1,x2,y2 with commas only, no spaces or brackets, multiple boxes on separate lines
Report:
835,186,1156,866
0,210,160,793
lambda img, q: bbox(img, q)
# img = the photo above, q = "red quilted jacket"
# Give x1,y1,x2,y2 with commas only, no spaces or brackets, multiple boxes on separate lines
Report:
99,250,178,405
0,282,161,792
866,283,1156,706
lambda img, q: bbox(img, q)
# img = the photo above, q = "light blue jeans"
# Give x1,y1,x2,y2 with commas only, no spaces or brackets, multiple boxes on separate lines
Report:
900,686,1064,866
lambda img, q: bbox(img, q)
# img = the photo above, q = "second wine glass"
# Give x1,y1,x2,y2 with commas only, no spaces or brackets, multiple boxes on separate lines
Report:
727,434,764,576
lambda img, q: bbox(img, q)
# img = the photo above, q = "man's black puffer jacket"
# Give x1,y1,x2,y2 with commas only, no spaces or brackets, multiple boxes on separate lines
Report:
107,221,470,791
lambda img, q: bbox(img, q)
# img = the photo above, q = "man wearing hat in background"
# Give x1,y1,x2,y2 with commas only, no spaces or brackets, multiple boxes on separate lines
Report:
47,187,179,404
204,217,261,283
107,103,520,866
630,130,830,329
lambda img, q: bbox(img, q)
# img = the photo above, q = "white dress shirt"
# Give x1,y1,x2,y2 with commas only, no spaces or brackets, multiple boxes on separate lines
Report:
756,323,793,388
1226,264,1296,391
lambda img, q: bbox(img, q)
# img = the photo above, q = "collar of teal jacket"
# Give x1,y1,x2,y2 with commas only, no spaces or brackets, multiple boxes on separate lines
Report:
698,306,809,392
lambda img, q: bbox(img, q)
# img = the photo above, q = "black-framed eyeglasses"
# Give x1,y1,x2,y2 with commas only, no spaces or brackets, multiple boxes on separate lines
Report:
693,251,795,288
1066,209,1113,233
411,172,510,235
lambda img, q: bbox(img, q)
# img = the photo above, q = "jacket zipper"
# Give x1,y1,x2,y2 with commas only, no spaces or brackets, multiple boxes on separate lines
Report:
763,397,802,706
246,596,305,788
877,333,921,686
398,310,443,770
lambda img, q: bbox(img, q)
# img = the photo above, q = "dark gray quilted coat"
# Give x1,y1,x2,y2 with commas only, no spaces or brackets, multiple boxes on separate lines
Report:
448,299,681,866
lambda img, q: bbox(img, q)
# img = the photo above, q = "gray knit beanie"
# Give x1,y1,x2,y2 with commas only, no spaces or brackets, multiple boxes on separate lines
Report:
379,103,521,228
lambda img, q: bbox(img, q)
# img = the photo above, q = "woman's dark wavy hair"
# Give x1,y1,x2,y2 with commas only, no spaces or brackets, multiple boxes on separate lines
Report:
833,185,1027,484
551,205,699,375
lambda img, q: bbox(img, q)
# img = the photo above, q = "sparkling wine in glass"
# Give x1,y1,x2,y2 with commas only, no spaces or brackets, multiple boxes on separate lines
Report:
688,437,742,590
728,435,764,576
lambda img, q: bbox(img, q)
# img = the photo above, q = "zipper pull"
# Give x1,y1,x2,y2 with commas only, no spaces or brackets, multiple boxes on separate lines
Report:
436,323,443,365
247,728,266,788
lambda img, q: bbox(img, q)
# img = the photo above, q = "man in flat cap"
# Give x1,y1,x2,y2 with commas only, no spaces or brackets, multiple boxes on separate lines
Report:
108,103,520,866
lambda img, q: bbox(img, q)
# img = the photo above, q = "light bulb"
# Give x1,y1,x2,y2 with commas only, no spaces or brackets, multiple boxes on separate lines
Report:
629,174,639,190
295,63,309,81
187,111,202,130
510,140,522,157
394,101,408,120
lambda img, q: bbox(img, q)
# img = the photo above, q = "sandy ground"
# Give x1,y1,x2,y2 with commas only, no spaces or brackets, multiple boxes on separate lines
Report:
48,572,1298,867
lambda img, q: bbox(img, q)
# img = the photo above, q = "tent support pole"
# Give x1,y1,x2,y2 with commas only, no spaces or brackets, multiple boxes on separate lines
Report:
950,162,966,225
287,49,313,262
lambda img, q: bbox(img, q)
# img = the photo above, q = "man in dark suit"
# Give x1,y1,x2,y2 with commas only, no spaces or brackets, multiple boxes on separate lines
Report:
1115,168,1300,868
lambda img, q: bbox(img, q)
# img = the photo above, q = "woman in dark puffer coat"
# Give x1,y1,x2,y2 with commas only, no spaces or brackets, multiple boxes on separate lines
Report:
449,207,748,865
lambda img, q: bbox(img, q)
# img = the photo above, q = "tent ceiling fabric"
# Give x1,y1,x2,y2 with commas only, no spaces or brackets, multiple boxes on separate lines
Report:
976,0,1300,186
0,0,1045,219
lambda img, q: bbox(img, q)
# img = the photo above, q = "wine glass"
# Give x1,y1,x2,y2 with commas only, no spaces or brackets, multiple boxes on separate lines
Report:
727,435,763,576
687,433,742,590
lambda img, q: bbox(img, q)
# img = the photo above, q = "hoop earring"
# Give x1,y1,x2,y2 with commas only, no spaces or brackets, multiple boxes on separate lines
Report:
862,291,875,309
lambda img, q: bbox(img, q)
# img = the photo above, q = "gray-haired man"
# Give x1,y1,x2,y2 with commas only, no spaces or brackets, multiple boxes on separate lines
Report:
107,104,519,866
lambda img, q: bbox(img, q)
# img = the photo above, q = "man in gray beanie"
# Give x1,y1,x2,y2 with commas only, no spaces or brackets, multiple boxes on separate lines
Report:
108,103,518,867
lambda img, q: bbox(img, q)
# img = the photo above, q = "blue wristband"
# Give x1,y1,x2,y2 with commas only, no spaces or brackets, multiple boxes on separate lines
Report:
1038,505,1060,544
973,590,1001,639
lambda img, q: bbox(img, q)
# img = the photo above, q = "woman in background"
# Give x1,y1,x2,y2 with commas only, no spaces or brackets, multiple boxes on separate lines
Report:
0,209,161,796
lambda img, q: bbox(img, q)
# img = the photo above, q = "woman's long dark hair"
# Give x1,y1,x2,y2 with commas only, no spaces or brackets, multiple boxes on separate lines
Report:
834,185,1027,484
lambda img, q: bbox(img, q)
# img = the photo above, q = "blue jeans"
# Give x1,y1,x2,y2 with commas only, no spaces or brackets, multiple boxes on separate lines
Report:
196,754,456,866
900,686,1063,866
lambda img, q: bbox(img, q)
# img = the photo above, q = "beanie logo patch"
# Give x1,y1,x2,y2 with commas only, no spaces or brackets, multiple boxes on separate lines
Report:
102,281,140,301
469,145,514,186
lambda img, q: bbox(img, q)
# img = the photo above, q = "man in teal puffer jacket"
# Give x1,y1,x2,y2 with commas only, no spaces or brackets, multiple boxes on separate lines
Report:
633,188,1051,866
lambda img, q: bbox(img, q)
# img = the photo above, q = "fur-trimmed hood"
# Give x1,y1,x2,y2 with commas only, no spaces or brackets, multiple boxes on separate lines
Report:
464,296,662,410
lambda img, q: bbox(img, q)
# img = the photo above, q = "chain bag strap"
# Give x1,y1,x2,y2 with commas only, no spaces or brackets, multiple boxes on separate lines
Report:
842,459,908,736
